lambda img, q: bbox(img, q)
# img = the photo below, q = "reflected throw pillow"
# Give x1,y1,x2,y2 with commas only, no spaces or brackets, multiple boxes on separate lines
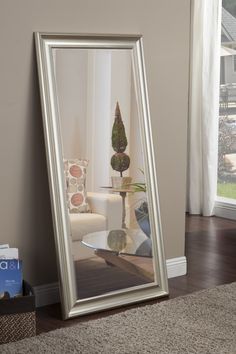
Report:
64,159,90,213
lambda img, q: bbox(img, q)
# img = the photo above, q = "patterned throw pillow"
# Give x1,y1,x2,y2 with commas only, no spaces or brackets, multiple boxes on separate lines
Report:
64,159,90,213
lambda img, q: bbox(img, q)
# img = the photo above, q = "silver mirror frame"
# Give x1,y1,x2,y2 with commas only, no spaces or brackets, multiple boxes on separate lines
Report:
35,32,169,319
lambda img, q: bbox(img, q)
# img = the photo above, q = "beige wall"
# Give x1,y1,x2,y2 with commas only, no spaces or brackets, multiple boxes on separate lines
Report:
0,0,190,286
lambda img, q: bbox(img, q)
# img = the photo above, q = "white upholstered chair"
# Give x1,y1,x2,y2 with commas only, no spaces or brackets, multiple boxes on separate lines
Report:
69,192,122,260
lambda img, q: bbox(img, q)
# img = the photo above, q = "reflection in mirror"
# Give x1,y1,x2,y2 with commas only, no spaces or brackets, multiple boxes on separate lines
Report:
53,48,156,299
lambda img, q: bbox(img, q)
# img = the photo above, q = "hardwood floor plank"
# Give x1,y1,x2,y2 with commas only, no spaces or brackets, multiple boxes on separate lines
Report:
74,257,150,299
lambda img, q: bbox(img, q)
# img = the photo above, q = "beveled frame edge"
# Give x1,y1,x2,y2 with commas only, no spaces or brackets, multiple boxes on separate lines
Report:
35,32,77,319
133,38,169,294
34,32,169,319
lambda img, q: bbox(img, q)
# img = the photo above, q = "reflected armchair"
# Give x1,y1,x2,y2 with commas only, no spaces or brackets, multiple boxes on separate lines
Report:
70,192,122,260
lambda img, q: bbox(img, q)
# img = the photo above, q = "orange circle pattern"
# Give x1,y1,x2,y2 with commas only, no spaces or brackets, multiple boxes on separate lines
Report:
69,165,82,178
71,193,84,206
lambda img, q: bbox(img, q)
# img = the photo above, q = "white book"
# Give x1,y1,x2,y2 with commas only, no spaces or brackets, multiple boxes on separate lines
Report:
0,248,18,259
0,244,9,249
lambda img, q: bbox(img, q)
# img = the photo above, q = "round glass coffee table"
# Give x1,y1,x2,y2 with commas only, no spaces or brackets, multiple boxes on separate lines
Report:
82,229,154,282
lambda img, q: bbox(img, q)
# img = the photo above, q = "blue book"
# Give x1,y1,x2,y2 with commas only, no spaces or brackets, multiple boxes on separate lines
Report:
0,260,22,299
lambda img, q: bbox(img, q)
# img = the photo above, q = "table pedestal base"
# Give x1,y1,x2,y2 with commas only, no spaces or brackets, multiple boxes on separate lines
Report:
95,249,154,282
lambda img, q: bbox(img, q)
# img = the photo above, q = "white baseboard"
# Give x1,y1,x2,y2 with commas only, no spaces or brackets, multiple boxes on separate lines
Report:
34,282,60,308
34,256,187,307
166,256,187,279
214,199,236,220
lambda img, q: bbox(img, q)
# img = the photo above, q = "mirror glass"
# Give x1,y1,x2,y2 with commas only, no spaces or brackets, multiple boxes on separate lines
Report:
35,34,168,318
53,48,155,299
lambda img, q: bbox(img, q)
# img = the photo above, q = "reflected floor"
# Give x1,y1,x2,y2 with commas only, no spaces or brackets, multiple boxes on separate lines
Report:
74,256,154,299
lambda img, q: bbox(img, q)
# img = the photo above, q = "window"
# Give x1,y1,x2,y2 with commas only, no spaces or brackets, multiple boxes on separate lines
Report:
233,55,236,72
217,2,236,202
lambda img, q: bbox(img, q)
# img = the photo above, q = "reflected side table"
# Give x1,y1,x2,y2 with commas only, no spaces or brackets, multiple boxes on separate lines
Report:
101,187,134,229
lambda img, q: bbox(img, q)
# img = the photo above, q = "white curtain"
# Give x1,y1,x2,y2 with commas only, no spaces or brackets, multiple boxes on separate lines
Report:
187,0,222,216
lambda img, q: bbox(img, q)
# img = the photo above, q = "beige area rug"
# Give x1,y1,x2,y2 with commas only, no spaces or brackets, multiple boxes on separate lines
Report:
1,282,236,354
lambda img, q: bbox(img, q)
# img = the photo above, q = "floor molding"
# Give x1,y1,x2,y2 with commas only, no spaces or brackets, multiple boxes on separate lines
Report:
34,282,60,308
166,256,187,279
214,199,236,220
34,256,187,307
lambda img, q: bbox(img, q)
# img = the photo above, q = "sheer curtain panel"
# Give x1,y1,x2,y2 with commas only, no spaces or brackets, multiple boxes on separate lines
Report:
187,0,222,216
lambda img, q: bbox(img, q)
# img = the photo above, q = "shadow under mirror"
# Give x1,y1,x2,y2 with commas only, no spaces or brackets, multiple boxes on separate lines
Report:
52,48,157,300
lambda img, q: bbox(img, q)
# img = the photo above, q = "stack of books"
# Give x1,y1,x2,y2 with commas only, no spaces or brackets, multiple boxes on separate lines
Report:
0,244,22,299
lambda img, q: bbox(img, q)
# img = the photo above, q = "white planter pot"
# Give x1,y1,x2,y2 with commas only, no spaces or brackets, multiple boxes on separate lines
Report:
111,176,132,189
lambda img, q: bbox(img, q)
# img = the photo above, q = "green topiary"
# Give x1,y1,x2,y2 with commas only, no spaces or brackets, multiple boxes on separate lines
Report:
111,153,130,175
111,102,127,153
111,102,130,177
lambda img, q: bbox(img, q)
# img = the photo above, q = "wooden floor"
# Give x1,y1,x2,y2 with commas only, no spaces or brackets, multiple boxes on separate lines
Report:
36,215,236,333
74,256,151,299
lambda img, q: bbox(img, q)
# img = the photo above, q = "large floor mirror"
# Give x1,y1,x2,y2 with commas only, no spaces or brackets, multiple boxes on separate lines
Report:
35,33,168,319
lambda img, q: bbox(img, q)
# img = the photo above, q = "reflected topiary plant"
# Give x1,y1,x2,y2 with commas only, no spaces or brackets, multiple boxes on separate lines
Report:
111,102,130,177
